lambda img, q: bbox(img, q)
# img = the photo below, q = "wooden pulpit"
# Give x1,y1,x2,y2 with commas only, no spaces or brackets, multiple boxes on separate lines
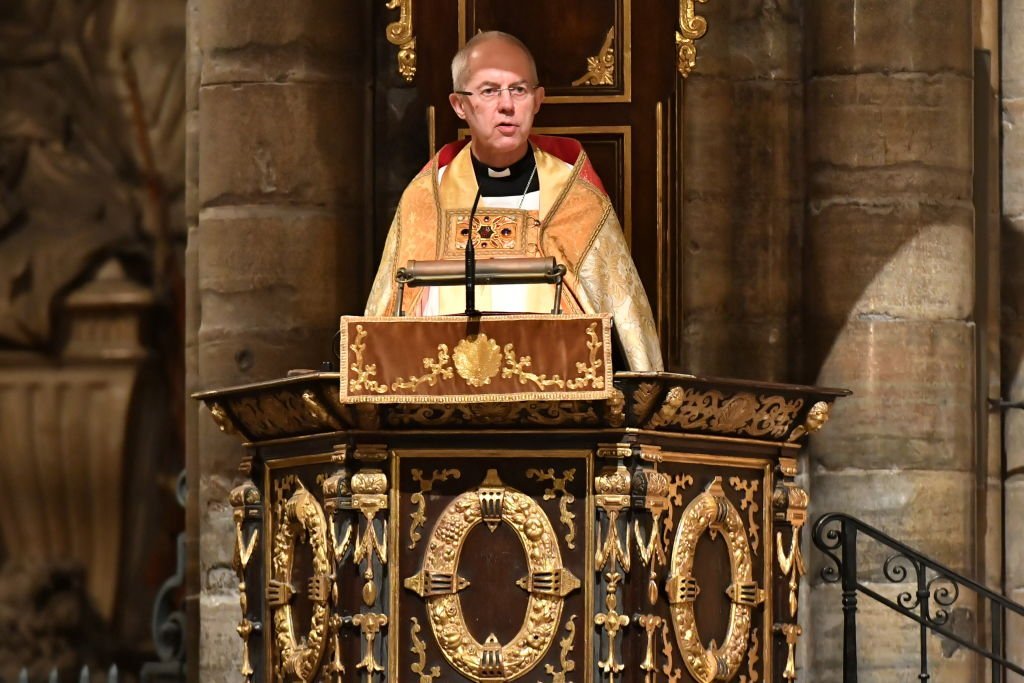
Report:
196,313,846,683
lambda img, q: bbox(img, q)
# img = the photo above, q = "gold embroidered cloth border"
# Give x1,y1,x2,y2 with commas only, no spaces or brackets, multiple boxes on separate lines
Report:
339,314,613,403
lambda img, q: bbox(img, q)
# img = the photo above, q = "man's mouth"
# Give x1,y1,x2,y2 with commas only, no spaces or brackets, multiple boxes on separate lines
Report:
496,123,518,134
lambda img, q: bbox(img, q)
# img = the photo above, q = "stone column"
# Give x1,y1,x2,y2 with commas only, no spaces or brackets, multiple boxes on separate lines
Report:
1002,0,1024,673
679,0,803,381
806,1,977,680
190,1,369,680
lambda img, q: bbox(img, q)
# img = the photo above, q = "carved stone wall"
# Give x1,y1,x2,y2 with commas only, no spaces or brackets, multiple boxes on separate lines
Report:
189,0,372,681
1002,0,1024,672
678,0,803,380
805,1,979,680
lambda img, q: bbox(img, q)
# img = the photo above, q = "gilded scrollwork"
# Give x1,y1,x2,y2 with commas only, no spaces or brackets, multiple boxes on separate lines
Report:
644,387,804,439
739,627,760,683
572,27,615,86
729,476,761,555
632,381,662,421
603,388,626,427
676,0,710,77
301,389,341,430
386,401,600,428
666,477,764,683
409,468,461,550
661,622,683,683
384,0,416,81
543,616,577,683
269,482,331,682
405,469,578,681
410,617,441,682
526,467,577,549
661,472,694,550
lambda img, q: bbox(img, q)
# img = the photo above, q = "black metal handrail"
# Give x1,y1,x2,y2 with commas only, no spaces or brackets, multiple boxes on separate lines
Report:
813,512,1024,683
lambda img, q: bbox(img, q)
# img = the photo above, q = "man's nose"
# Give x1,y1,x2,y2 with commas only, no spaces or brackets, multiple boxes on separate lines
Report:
496,90,515,112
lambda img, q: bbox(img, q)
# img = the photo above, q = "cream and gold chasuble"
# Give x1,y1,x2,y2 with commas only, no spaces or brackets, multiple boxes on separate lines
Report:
365,135,663,372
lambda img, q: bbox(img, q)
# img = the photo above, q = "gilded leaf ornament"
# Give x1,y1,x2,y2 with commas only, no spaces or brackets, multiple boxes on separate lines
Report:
384,0,416,81
408,468,461,550
526,467,578,549
572,27,615,86
409,617,441,682
676,0,710,77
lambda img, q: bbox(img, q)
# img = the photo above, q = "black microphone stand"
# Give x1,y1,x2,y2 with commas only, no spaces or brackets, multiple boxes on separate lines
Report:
464,189,482,316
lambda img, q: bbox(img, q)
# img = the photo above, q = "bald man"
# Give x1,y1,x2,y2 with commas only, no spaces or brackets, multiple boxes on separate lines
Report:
366,31,663,372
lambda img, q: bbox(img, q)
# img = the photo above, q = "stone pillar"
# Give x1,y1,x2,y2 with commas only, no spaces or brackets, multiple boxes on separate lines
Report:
184,0,202,679
1002,0,1024,673
806,1,976,680
679,0,803,381
190,1,369,680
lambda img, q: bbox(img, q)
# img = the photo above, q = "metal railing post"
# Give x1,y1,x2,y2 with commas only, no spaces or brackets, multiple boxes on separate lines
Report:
841,519,859,683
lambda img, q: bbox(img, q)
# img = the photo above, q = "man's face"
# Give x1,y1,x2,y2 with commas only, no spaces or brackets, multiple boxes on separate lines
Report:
449,39,545,167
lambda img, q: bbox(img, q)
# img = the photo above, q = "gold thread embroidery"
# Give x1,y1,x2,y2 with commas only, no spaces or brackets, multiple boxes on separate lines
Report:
349,326,388,394
453,334,502,387
391,344,454,391
566,322,606,390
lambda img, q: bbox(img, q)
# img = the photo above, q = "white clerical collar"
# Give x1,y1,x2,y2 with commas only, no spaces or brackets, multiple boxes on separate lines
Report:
487,167,511,178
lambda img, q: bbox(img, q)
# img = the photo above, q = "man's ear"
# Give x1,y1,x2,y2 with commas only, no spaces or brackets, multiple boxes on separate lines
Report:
449,93,467,120
532,86,545,115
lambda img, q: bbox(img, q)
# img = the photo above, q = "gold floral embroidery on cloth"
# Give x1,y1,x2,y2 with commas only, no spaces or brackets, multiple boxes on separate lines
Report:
442,208,538,258
346,323,607,397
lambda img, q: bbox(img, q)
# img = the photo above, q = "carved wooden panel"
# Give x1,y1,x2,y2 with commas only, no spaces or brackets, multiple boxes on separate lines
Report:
460,0,627,100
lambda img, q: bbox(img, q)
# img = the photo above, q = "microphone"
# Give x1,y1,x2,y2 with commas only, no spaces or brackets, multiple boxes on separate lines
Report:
464,188,482,316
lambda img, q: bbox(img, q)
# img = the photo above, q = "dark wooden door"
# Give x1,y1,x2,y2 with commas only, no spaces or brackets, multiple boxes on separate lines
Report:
373,0,681,356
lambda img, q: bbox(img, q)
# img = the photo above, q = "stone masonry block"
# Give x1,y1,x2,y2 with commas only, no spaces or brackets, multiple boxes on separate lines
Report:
809,319,974,471
198,82,366,209
806,202,974,321
808,73,972,184
809,469,974,576
808,0,972,76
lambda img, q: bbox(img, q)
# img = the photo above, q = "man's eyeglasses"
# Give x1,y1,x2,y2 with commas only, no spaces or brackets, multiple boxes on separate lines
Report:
454,84,536,101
